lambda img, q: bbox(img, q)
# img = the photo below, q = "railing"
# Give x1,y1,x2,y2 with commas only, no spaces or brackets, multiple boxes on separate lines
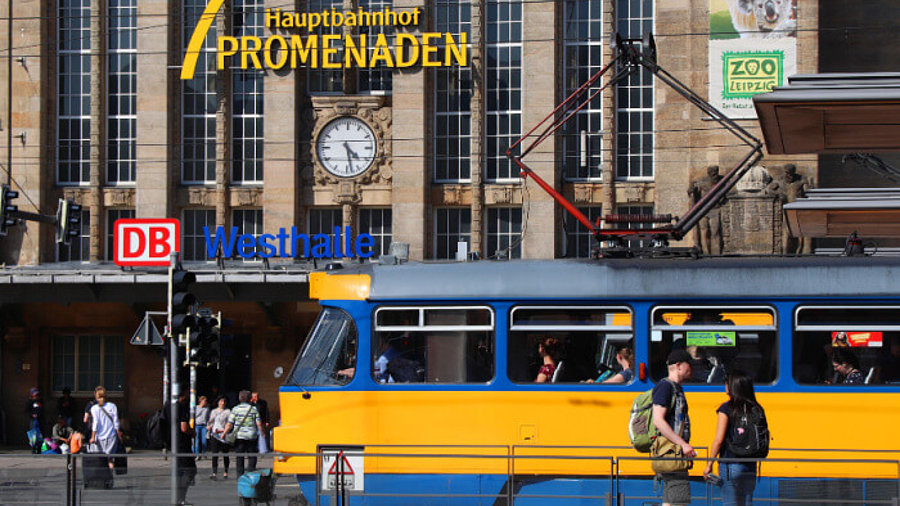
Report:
0,448,898,505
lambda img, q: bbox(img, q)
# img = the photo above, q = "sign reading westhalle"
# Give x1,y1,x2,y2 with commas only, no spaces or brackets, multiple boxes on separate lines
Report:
114,219,180,266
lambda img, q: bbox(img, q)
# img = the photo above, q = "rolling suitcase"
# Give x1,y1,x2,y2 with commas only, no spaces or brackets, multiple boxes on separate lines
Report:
82,454,114,489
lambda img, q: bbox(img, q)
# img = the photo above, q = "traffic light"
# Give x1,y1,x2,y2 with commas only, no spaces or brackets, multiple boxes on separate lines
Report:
55,198,82,244
0,185,19,236
169,265,197,337
194,311,221,367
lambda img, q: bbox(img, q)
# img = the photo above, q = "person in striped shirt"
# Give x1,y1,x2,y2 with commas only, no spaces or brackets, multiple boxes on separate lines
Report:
224,390,263,477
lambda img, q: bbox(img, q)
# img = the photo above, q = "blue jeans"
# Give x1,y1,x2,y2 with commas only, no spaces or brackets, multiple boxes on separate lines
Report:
722,462,756,506
194,425,207,454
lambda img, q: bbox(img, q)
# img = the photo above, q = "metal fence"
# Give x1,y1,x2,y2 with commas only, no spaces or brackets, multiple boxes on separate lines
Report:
0,448,898,505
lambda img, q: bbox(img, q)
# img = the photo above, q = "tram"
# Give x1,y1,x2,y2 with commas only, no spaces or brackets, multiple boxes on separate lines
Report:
273,257,900,504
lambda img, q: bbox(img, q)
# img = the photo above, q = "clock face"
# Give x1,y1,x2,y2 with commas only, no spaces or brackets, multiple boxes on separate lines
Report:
316,117,377,178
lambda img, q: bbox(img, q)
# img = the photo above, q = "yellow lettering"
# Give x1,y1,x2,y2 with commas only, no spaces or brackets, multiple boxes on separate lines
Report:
345,36,367,67
395,33,419,68
290,35,318,68
445,32,467,66
264,35,288,69
321,34,341,68
344,12,357,27
369,33,395,67
265,8,280,28
412,7,421,27
308,13,321,30
217,36,238,70
398,11,412,25
281,11,294,28
421,32,441,67
241,36,263,69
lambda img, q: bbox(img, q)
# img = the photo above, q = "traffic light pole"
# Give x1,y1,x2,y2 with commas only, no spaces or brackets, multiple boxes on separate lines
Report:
167,253,179,506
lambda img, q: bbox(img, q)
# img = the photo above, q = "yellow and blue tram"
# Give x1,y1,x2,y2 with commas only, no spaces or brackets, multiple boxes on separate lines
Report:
273,257,900,504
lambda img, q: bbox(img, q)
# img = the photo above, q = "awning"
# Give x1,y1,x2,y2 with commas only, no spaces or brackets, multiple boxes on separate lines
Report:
754,73,900,154
784,188,900,238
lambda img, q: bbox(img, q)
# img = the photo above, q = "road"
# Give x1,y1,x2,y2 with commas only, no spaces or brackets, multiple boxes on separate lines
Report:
0,452,308,505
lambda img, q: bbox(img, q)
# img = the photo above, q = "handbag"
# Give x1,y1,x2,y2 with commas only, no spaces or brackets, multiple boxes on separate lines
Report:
225,407,251,446
650,436,693,474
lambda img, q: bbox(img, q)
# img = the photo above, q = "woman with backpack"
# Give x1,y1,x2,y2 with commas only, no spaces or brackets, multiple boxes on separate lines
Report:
703,371,769,506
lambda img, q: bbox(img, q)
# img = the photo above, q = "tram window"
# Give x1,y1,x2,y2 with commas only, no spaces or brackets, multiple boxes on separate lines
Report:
794,306,900,385
373,306,495,384
650,306,777,384
508,306,634,384
285,307,358,386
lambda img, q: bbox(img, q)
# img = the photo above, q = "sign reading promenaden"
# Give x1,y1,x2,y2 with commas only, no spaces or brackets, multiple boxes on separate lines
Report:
182,2,468,80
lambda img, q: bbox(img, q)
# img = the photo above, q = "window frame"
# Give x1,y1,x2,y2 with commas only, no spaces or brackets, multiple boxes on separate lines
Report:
372,305,496,384
794,305,900,332
508,304,634,385
51,334,125,394
650,304,779,385
793,304,900,387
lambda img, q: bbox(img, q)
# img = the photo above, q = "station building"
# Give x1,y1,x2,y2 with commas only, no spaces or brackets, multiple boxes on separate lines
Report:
0,0,896,444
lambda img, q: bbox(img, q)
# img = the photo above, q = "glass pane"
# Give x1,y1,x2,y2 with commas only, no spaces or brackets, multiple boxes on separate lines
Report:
286,308,357,386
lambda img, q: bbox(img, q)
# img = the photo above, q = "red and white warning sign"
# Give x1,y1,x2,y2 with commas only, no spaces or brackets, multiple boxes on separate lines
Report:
320,448,364,492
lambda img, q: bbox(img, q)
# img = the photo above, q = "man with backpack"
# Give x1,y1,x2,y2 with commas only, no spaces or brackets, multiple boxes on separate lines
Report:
652,349,696,506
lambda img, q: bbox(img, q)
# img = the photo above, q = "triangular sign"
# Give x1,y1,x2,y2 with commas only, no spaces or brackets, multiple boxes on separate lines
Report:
327,452,355,475
130,315,164,346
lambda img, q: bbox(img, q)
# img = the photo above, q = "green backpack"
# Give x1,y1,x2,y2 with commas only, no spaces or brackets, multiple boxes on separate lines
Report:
628,379,675,453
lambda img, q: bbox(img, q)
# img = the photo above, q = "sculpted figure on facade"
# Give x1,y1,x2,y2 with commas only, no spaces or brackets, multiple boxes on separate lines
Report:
688,165,726,255
767,163,814,254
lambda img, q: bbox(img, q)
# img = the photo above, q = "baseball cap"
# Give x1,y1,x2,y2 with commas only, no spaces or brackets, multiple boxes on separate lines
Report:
666,349,692,366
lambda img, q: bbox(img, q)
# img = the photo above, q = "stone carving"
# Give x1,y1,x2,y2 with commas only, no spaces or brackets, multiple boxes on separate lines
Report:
735,164,772,193
766,163,814,254
688,165,726,255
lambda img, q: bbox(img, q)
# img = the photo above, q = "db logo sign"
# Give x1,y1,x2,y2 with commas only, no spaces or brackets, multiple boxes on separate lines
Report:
114,219,181,266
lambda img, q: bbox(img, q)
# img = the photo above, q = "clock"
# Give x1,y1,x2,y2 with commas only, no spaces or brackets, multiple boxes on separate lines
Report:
316,116,377,178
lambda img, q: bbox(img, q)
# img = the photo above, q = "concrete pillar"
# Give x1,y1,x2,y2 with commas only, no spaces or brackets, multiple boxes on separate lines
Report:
89,0,106,260
391,0,428,260
520,0,557,258
262,0,300,251
469,1,485,257
135,0,174,218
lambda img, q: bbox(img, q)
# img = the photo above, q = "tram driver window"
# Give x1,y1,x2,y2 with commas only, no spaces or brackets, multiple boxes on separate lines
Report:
793,306,900,385
650,307,777,384
373,307,495,384
507,306,634,384
285,307,358,386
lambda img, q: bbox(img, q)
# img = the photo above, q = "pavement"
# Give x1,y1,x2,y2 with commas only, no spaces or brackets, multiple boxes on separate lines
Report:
0,449,308,505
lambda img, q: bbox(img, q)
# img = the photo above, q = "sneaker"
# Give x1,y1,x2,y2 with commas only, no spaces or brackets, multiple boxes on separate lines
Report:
209,473,217,480
223,472,228,480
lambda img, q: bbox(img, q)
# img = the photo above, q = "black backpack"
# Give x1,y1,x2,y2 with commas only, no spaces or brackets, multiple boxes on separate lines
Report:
725,403,770,458
146,409,168,449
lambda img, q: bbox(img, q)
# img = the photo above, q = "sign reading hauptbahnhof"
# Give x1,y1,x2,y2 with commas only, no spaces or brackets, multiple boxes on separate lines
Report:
182,3,468,80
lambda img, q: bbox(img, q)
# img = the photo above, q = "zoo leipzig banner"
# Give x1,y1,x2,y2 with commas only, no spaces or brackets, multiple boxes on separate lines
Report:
708,0,797,119
181,3,467,80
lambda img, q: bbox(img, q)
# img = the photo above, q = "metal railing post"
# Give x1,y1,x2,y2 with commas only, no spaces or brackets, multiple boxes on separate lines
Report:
66,453,73,506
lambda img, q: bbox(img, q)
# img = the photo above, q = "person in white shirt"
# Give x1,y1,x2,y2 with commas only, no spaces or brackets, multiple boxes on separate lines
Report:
207,396,232,480
88,386,121,468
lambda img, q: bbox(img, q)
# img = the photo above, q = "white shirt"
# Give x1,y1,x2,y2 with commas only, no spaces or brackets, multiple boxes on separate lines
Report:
90,402,120,441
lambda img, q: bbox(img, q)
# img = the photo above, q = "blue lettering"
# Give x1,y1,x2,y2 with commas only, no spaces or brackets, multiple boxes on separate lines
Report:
355,233,375,258
238,234,257,258
277,228,290,257
311,233,332,258
204,226,238,258
291,226,311,258
259,234,276,258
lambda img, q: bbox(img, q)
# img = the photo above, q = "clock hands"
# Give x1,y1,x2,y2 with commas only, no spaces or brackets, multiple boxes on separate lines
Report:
343,142,360,174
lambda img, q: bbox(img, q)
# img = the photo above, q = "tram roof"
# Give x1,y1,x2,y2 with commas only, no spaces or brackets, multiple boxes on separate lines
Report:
324,256,900,300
